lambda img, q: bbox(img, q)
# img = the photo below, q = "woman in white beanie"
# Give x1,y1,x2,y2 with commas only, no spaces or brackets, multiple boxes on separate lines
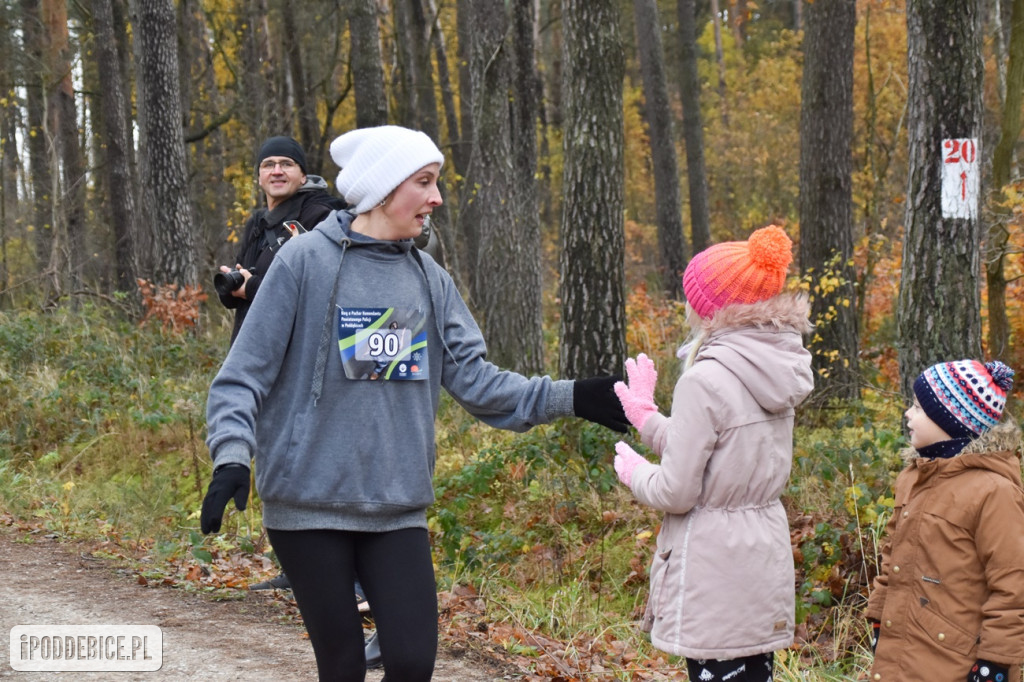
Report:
199,125,628,680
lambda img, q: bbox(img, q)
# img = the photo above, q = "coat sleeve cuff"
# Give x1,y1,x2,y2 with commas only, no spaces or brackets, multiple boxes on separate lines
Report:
212,440,252,470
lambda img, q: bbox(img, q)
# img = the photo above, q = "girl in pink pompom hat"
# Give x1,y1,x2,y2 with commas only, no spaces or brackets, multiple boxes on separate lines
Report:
612,225,814,680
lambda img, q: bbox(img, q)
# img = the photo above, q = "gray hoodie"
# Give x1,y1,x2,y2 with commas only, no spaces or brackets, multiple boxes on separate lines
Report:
206,210,574,532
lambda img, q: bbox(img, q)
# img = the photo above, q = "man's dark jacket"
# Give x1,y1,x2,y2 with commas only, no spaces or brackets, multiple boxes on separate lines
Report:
219,175,346,343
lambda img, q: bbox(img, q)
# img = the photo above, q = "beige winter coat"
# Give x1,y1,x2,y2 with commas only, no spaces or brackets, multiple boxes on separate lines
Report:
629,293,814,660
866,421,1024,682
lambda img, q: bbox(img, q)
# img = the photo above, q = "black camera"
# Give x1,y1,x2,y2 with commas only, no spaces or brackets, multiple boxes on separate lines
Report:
214,269,246,297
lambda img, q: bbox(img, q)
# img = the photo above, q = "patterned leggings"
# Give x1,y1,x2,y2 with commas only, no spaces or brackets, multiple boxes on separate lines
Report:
686,652,774,681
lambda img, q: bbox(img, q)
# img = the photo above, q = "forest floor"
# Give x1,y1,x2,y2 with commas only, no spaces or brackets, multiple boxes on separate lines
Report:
0,529,523,681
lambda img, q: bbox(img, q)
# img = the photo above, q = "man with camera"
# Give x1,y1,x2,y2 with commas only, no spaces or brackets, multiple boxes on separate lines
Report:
216,136,346,344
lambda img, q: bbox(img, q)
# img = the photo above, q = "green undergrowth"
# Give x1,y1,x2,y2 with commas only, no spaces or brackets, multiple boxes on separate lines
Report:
0,302,911,677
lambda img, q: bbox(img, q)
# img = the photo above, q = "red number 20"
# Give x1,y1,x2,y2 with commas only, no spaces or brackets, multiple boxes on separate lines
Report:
944,138,976,164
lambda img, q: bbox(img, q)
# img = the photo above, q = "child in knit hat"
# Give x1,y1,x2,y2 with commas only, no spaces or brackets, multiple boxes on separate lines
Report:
613,225,814,681
200,125,628,680
867,360,1024,682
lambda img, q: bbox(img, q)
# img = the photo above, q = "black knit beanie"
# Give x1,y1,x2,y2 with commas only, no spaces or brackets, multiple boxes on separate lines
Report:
256,136,307,173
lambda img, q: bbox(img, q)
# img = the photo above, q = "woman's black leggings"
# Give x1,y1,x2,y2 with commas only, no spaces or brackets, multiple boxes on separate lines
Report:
267,527,437,682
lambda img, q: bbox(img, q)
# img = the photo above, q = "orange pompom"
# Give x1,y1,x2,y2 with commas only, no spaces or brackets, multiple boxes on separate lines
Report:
747,225,793,273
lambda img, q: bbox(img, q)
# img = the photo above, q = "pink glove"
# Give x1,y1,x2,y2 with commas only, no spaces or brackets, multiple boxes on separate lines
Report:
613,353,659,431
614,441,647,487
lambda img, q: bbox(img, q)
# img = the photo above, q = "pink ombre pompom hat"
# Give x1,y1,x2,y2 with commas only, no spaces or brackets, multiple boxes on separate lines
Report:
682,225,794,319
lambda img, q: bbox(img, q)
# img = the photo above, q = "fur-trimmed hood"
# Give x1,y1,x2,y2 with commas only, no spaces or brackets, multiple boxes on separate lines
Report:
671,288,815,411
677,292,814,414
694,291,814,337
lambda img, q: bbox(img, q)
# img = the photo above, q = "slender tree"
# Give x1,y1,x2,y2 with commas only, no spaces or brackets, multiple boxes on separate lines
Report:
408,0,440,141
634,0,687,299
179,0,231,272
20,0,55,274
0,2,18,307
237,0,279,141
392,0,417,128
91,0,138,293
986,0,1024,360
799,0,858,402
897,0,984,395
43,0,87,300
454,0,475,177
425,0,461,274
676,0,710,254
559,0,626,378
281,0,317,151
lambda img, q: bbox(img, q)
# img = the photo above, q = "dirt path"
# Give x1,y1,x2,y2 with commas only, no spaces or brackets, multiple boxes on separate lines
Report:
0,532,518,681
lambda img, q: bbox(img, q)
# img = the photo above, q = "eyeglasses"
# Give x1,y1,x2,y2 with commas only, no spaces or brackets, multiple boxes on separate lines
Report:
259,159,298,172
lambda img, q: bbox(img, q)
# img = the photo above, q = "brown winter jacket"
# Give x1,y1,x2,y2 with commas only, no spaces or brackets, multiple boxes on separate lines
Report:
866,420,1024,682
629,293,814,660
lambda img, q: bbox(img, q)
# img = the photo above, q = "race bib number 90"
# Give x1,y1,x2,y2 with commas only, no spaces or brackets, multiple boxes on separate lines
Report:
337,307,428,381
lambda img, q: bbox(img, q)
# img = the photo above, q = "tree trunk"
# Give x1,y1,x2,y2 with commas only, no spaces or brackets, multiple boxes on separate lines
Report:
799,0,858,403
281,0,317,152
408,0,440,140
424,0,460,274
709,0,729,126
392,0,417,128
43,0,87,299
454,0,475,178
558,0,626,378
465,0,545,374
238,0,277,140
455,0,478,289
91,0,139,294
897,0,984,395
428,0,460,171
0,12,16,308
676,0,710,254
133,0,198,287
20,0,55,275
986,0,1024,361
179,0,230,274
730,0,745,50
634,0,687,299
349,0,389,127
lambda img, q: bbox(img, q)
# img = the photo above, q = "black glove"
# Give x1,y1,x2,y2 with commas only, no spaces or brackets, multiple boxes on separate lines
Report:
968,660,1009,682
573,375,629,433
200,464,250,534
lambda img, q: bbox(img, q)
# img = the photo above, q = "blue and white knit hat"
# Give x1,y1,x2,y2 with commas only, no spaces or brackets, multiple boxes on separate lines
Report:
913,359,1015,439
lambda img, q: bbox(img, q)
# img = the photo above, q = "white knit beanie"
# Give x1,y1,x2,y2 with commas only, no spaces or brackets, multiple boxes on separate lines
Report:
330,126,445,214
